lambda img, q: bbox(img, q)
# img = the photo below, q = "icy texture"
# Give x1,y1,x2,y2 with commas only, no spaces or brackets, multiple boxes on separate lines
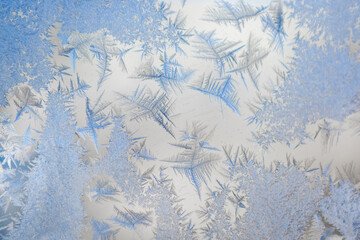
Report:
0,0,359,239
7,93,88,240
237,160,323,240
251,41,360,147
321,181,360,239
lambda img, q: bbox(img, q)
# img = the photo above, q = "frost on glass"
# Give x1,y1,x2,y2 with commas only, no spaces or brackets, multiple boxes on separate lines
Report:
7,93,88,240
0,0,359,239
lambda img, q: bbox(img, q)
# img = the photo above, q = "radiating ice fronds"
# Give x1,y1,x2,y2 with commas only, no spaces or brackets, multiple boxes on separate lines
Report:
62,31,99,64
335,161,360,185
191,73,240,114
1,1,359,239
91,219,117,240
88,179,120,203
193,31,243,76
205,0,267,32
165,123,220,198
313,119,342,151
0,0,185,106
77,93,111,153
91,42,112,90
118,86,175,137
64,30,132,90
58,1,191,56
54,65,71,83
261,1,287,52
229,34,269,90
130,139,156,161
222,145,255,181
66,74,90,98
0,113,36,171
112,206,151,230
12,86,43,123
136,51,191,93
164,11,192,55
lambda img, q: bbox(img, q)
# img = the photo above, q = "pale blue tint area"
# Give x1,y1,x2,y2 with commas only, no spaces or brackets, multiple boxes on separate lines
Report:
0,0,359,239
